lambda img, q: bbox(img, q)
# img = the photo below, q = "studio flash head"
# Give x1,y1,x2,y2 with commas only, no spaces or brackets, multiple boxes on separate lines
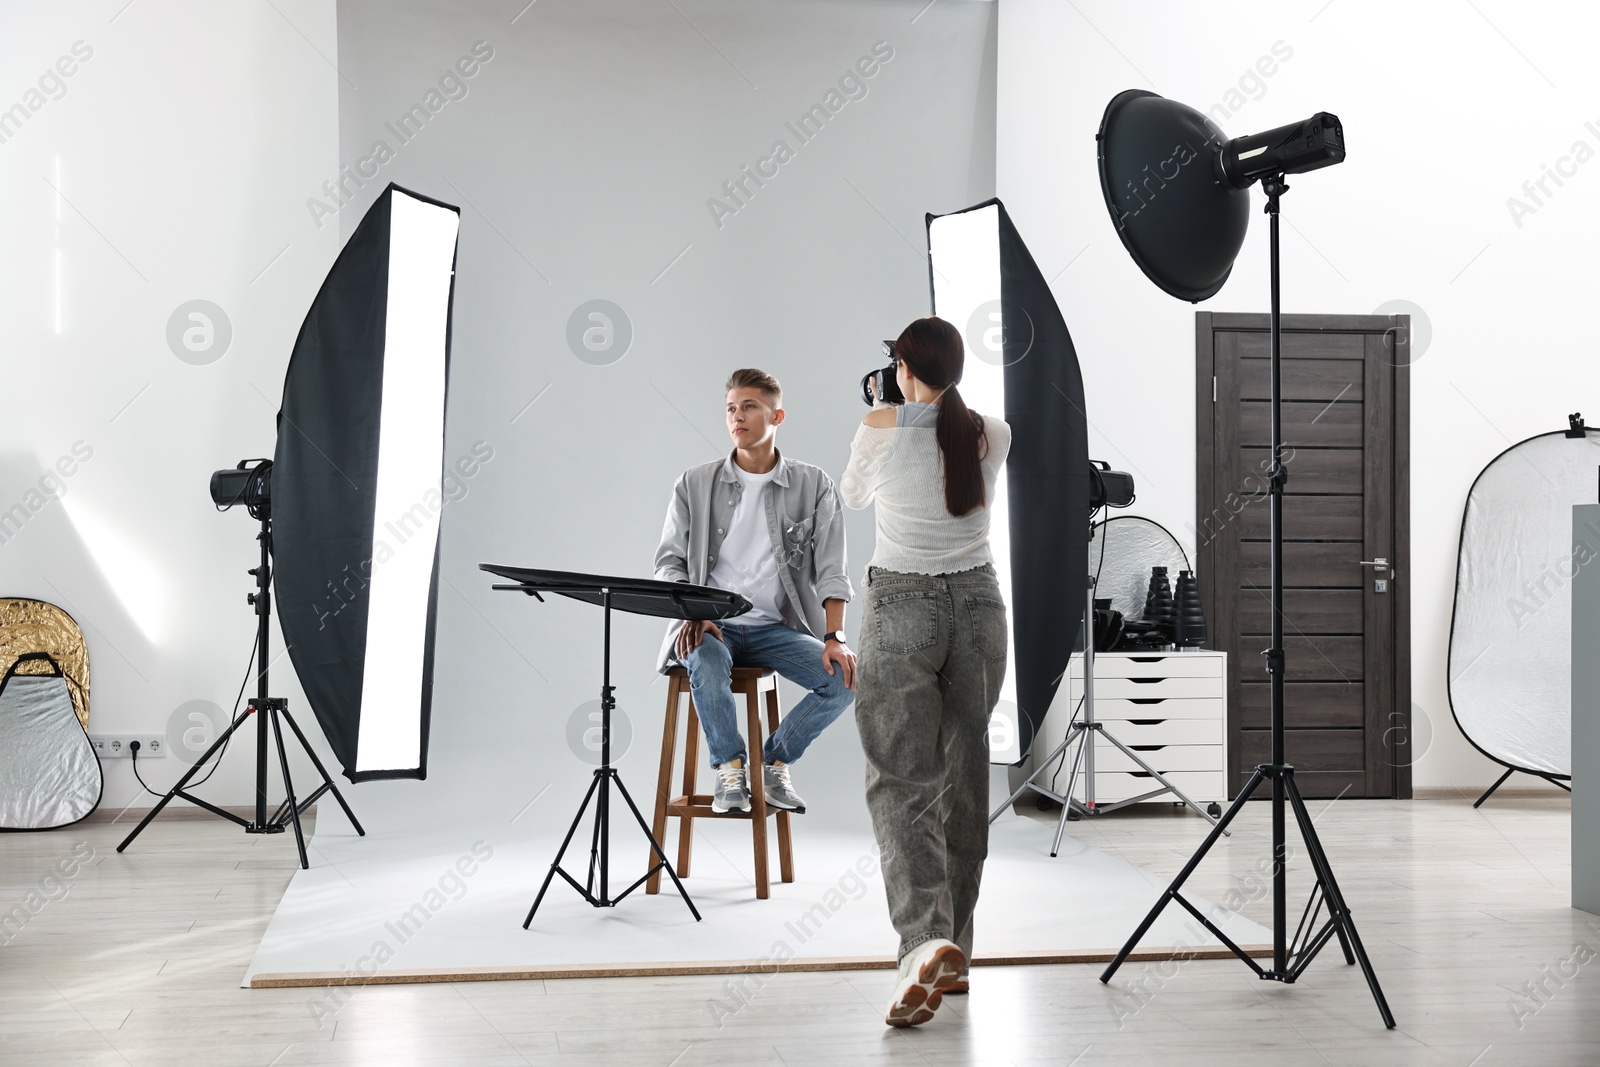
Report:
210,459,273,519
1090,460,1135,510
860,338,905,406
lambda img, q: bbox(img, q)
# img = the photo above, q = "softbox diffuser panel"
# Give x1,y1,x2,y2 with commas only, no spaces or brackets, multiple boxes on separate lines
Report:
1449,429,1600,778
927,199,1091,763
273,183,460,782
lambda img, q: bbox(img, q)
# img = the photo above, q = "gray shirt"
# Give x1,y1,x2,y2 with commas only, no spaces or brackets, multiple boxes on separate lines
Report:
653,450,853,671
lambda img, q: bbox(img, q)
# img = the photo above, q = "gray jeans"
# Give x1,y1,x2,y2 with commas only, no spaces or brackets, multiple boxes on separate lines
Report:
855,564,1007,963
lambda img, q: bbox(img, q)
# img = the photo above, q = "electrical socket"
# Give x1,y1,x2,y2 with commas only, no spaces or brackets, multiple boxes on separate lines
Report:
89,734,166,759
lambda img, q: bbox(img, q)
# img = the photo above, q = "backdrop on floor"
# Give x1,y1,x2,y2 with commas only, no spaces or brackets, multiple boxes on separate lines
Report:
243,816,1270,988
1449,415,1599,804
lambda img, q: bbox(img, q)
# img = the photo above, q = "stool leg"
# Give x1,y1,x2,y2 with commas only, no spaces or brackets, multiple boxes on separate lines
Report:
746,685,770,900
767,686,794,884
679,700,700,879
647,675,681,896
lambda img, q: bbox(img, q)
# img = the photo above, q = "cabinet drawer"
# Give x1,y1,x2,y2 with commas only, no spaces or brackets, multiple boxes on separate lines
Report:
1084,770,1228,804
1082,718,1222,745
1091,743,1225,773
1090,697,1224,721
1072,676,1222,700
1069,653,1224,680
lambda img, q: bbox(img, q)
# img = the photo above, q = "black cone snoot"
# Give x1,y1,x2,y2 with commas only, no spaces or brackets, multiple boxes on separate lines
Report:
1096,90,1250,302
1173,569,1207,647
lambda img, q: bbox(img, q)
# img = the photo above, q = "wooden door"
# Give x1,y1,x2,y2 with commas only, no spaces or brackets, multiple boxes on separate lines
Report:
1196,313,1411,799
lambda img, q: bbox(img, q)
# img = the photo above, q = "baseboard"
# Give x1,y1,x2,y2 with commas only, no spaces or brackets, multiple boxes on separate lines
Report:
80,804,318,824
1412,785,1569,800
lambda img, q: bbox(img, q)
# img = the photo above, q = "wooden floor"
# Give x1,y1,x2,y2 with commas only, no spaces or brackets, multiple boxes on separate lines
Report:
1,790,1594,1065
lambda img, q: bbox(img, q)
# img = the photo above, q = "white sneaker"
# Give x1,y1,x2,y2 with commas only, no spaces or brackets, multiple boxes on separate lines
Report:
711,759,750,814
884,938,965,1027
762,761,806,813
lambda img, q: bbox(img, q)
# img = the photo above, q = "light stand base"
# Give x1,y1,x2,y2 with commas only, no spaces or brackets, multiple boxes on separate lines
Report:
1100,762,1395,1029
115,697,365,870
524,766,700,925
992,720,1223,855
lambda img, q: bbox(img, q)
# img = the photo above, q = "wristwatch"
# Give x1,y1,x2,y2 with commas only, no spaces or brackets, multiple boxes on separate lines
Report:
825,630,848,646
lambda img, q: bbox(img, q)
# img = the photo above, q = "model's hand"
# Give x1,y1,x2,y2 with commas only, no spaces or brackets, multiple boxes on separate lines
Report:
676,619,724,661
822,641,857,690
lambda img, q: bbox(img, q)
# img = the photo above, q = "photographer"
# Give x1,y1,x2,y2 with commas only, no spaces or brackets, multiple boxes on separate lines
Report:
841,316,1011,1028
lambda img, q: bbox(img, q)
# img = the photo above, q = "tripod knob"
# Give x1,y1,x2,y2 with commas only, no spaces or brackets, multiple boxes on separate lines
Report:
247,593,258,605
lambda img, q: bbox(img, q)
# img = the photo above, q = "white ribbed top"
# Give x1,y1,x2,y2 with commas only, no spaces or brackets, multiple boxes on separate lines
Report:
841,410,1011,575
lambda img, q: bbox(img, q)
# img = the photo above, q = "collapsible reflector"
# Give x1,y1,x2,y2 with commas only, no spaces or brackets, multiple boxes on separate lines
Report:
1449,428,1600,778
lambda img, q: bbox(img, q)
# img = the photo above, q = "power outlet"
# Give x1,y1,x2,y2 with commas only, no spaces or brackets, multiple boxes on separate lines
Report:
89,734,166,759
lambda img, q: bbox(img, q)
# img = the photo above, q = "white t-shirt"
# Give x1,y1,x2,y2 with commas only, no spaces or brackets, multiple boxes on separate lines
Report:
707,463,789,627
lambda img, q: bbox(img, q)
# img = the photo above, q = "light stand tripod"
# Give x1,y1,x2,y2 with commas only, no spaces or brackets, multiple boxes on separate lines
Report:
992,533,1221,856
117,514,364,869
501,582,700,926
1099,176,1394,1029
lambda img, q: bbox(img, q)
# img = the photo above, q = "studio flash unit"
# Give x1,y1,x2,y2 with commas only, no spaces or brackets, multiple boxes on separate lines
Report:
1089,460,1135,510
210,459,273,519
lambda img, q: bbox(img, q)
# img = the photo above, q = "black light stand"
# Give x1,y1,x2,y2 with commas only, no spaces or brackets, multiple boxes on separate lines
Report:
495,582,700,926
117,515,364,869
1100,176,1395,1029
992,547,1222,855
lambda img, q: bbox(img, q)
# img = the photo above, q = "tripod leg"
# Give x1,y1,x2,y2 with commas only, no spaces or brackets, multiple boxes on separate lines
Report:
585,779,604,897
989,729,1075,824
1284,775,1395,1029
527,773,604,927
269,706,310,870
278,708,365,835
1100,730,1222,827
1052,727,1090,856
117,708,253,852
1102,769,1265,982
610,773,701,920
1473,767,1515,809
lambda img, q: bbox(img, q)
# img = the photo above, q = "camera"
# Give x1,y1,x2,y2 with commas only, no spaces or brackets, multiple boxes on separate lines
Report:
859,339,905,406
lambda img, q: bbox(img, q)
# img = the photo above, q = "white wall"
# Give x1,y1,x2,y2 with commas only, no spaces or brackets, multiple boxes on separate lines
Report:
999,0,1600,788
329,0,998,833
0,0,340,808
0,0,997,820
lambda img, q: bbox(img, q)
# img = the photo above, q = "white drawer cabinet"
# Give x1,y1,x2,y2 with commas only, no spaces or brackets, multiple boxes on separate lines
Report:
1021,650,1228,810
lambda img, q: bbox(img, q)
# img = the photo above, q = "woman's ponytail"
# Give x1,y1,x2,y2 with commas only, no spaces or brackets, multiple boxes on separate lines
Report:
893,317,988,517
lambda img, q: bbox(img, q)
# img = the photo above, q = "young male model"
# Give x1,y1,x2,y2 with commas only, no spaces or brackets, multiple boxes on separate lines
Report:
654,368,856,814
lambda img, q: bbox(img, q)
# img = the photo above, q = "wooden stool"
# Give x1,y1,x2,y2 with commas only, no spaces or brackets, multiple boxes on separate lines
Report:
646,666,795,899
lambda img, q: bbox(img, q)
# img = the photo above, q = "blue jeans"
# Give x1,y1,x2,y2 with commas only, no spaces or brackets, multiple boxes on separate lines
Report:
676,623,854,768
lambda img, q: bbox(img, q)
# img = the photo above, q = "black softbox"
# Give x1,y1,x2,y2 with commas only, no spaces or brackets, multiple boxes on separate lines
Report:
926,199,1091,762
273,183,460,781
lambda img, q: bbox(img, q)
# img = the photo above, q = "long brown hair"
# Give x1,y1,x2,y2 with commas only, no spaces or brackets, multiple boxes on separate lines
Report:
894,316,988,516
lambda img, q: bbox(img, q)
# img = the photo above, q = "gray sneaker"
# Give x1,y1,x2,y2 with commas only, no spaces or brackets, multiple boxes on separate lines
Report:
762,761,806,813
711,759,750,814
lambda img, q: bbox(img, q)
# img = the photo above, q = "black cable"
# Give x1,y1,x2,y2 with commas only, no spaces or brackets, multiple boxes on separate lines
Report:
128,633,258,798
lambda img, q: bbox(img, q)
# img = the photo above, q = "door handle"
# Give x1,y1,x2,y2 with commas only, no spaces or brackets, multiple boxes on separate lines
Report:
1358,558,1388,567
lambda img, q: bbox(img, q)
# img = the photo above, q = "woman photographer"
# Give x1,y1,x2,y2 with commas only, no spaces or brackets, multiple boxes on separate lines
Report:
841,315,1011,1028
